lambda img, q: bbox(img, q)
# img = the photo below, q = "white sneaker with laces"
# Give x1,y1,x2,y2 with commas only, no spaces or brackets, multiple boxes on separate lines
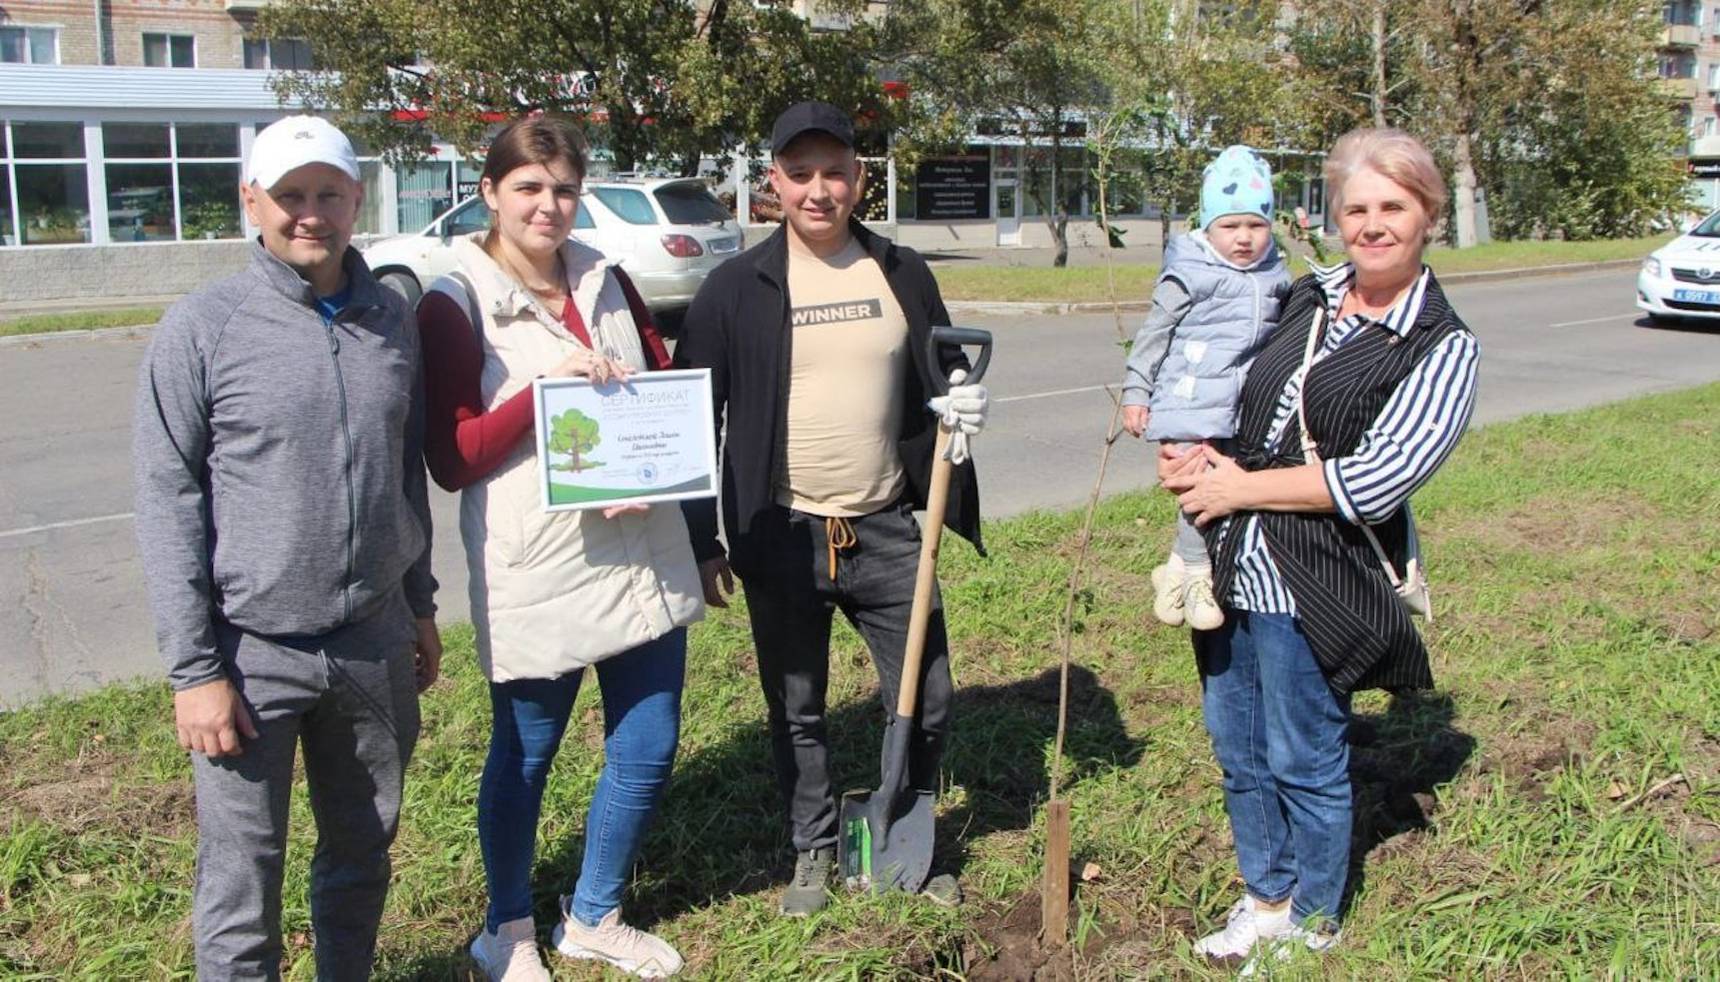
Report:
1193,895,1292,962
1151,555,1189,626
1182,570,1225,631
1239,922,1340,976
551,899,684,978
469,916,552,982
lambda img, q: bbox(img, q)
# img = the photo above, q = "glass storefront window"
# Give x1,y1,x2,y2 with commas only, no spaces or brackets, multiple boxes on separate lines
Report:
104,123,170,158
894,168,916,222
355,160,384,236
16,164,90,244
106,162,175,242
1060,147,1088,217
456,160,483,202
396,162,451,232
179,162,243,239
177,124,239,159
13,122,83,159
1,177,14,246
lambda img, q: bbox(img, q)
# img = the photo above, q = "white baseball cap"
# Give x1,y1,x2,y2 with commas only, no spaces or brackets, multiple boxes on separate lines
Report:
247,115,360,190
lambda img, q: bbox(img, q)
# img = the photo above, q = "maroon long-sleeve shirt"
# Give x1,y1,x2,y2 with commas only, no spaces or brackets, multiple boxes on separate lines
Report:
418,268,671,491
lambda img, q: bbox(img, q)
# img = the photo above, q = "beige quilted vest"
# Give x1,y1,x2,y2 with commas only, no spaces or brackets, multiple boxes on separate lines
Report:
434,234,704,682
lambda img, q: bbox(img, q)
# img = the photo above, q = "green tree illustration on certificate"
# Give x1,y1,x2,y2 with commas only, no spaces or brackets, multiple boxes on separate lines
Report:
548,409,604,474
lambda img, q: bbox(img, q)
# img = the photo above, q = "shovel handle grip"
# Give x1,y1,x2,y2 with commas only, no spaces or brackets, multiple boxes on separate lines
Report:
929,326,993,394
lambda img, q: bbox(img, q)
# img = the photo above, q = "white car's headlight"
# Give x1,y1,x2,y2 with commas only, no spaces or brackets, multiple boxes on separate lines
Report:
1643,256,1664,278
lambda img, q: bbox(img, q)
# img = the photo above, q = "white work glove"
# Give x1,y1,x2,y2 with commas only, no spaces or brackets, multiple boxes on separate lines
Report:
927,368,989,465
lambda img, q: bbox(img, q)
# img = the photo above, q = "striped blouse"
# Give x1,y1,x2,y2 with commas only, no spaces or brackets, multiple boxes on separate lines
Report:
1226,262,1481,614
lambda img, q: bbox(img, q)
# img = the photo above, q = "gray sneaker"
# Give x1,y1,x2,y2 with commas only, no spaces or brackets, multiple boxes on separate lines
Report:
780,847,834,917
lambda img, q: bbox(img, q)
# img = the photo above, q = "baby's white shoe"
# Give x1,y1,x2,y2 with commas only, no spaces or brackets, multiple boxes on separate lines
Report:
1183,570,1225,631
1151,554,1189,626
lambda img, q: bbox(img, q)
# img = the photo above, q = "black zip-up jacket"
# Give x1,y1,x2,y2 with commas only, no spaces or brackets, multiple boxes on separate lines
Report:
674,220,984,573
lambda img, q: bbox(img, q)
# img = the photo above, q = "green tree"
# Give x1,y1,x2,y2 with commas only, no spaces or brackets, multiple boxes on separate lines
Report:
1290,0,1686,243
875,0,1115,266
257,0,884,171
548,409,602,473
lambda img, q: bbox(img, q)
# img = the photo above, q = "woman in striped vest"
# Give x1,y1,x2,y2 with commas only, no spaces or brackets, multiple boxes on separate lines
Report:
1159,128,1481,970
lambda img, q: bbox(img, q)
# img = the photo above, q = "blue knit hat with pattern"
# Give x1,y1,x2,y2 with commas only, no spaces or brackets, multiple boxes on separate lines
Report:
1199,145,1274,230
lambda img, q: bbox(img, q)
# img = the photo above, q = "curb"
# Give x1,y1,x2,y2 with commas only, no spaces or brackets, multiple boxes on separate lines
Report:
0,258,1646,340
0,323,156,348
946,257,1642,316
1432,257,1641,284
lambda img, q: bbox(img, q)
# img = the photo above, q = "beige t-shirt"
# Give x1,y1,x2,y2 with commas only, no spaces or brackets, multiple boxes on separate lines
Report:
775,236,910,517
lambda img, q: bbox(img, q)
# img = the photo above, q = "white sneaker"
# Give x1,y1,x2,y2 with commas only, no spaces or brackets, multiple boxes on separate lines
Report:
1182,571,1225,631
1193,895,1292,962
551,899,684,978
469,916,552,982
1239,922,1339,976
1151,555,1189,626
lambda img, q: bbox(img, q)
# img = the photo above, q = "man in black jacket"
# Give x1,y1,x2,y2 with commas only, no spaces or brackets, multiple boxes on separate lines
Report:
675,102,988,915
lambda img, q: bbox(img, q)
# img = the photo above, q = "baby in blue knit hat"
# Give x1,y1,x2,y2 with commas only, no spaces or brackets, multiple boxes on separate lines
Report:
1118,145,1291,631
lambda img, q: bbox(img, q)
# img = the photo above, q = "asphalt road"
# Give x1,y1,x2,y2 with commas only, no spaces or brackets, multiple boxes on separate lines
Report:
3,269,1718,706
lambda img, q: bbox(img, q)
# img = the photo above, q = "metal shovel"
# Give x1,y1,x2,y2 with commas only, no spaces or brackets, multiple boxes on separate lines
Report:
839,326,993,895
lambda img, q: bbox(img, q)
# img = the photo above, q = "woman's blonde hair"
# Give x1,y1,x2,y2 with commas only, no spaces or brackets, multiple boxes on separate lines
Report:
1323,128,1447,238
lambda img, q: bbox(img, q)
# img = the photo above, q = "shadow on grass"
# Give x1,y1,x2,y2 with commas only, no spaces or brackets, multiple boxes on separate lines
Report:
553,663,1139,929
1343,691,1476,916
375,664,1140,978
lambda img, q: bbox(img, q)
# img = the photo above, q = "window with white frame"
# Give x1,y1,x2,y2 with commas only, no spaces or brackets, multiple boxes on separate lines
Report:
142,32,196,68
2,121,91,246
243,37,312,70
102,122,244,242
0,25,59,64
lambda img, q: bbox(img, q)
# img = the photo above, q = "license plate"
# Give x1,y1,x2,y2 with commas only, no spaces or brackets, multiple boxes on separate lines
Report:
1672,288,1720,305
706,236,740,254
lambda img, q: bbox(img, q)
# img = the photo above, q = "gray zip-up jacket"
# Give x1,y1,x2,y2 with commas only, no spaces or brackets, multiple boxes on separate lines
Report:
134,240,436,691
1121,232,1291,441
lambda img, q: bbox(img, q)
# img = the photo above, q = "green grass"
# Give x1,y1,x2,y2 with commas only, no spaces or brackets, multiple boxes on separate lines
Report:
3,385,1717,978
0,307,165,338
934,235,1672,303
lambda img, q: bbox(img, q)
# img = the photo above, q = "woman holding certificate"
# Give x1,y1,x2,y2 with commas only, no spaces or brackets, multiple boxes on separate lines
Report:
418,115,703,980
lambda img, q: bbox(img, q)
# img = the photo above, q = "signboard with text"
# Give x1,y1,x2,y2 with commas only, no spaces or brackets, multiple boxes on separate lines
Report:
914,156,991,220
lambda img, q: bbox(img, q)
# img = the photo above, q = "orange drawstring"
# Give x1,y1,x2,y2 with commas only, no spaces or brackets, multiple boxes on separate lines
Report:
825,516,857,582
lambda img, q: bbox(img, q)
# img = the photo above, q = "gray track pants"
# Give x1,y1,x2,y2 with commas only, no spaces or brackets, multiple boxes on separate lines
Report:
190,590,420,981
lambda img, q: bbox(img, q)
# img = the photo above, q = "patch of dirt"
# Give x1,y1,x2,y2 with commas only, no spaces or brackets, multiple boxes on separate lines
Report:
1677,818,1720,867
1,753,194,838
959,890,1148,982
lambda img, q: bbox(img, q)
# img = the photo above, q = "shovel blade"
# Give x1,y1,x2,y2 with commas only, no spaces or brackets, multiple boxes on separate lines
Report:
838,788,935,895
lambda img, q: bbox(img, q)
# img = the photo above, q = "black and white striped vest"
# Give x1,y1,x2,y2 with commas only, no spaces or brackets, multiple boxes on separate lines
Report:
1207,272,1472,694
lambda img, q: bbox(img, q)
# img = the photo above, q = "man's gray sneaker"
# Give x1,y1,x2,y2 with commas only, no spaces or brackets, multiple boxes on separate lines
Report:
920,873,963,908
780,848,834,917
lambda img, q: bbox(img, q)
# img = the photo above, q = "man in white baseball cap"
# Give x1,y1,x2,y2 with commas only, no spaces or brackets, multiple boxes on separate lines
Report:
134,112,441,979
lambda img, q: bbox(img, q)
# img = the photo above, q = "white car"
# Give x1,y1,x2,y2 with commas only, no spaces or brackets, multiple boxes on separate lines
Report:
1637,211,1720,323
362,177,743,317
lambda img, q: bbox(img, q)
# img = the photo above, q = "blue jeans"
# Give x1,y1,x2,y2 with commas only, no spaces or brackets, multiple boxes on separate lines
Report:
477,629,686,931
1200,611,1352,929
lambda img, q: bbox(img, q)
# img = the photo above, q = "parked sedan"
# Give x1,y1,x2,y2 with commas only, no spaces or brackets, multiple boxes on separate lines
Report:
1637,210,1720,323
362,177,743,317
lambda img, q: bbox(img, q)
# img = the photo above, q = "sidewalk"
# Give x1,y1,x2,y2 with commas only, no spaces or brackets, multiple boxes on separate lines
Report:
920,240,1168,269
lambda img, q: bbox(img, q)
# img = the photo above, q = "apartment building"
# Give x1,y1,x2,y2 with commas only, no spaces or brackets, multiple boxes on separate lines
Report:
1660,1,1720,210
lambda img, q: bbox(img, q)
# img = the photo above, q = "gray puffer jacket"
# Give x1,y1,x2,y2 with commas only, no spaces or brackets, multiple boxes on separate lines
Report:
133,241,436,690
1143,233,1291,442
